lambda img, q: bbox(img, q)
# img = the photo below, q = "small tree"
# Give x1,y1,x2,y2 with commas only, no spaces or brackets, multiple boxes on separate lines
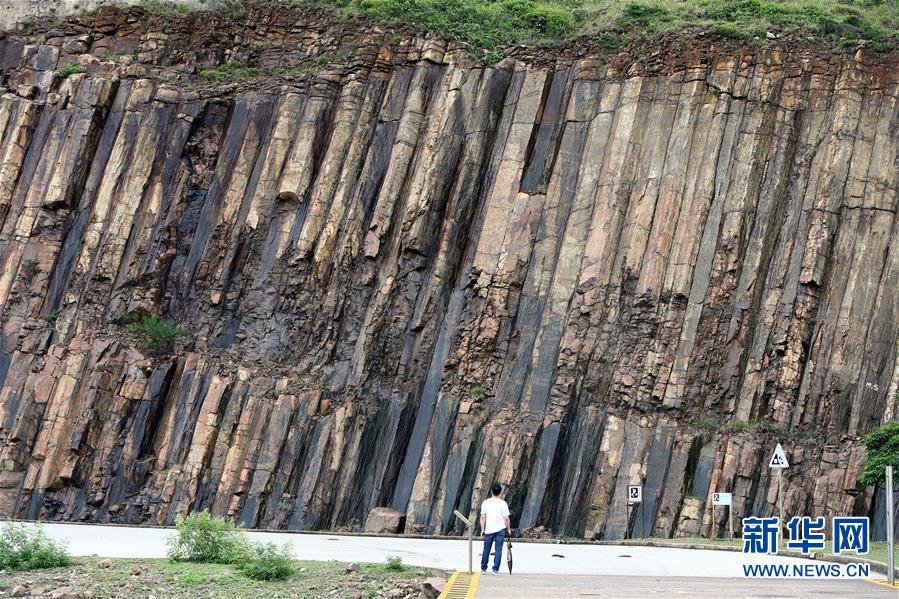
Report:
122,312,183,354
858,421,899,487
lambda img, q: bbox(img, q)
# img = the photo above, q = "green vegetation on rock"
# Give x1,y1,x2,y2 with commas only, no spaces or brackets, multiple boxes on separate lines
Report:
0,524,71,572
42,308,61,324
57,62,84,76
350,0,576,60
859,421,899,487
329,0,897,56
131,1,897,60
122,311,184,354
138,0,195,16
200,59,264,84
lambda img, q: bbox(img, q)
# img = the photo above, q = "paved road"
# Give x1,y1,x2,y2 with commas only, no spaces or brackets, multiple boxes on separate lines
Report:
4,521,885,582
475,574,896,598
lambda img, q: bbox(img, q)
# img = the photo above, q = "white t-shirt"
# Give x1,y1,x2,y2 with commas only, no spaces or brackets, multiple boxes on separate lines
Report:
480,496,510,534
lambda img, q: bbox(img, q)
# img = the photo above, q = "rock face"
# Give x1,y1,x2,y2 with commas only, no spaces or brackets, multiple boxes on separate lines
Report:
0,1,212,29
364,507,405,534
0,5,896,540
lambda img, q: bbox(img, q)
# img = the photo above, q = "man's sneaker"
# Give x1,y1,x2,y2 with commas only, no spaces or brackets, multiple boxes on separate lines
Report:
490,570,499,575
480,570,487,575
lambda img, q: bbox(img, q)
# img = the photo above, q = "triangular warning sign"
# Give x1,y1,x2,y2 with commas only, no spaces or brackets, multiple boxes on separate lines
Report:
769,443,790,469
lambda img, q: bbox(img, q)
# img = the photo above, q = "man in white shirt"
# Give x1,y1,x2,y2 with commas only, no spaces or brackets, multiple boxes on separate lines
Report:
479,483,511,574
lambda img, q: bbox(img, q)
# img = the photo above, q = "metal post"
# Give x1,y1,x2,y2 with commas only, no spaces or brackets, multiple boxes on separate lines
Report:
778,470,784,532
625,504,630,540
887,465,894,586
468,526,474,574
453,509,474,575
728,505,734,542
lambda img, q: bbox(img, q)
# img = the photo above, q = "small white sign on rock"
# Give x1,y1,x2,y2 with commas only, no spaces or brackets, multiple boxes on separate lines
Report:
768,443,790,469
712,492,732,506
627,485,642,504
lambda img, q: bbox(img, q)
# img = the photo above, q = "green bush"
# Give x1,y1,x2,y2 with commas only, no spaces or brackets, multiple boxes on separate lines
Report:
385,555,405,571
166,511,251,564
0,524,71,571
176,571,207,586
596,31,627,51
352,0,577,58
200,60,264,84
859,421,899,487
239,542,297,581
139,0,194,15
215,0,249,21
57,63,84,77
469,384,488,397
122,312,183,354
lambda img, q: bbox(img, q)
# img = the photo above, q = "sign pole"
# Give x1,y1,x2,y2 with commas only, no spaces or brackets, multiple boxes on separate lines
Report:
712,492,733,539
468,526,474,574
626,485,643,540
728,504,733,541
625,503,630,540
778,469,784,530
769,444,789,534
887,465,894,586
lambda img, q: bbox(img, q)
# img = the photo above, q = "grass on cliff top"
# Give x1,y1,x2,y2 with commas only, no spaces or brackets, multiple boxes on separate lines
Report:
0,557,438,598
137,1,898,61
353,0,895,51
206,0,897,59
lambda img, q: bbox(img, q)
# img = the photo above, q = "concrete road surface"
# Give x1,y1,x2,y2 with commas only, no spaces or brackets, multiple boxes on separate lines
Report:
3,521,874,578
2,521,888,591
475,574,896,598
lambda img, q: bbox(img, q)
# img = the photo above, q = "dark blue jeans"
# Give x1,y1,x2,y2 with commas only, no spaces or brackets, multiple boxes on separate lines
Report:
481,529,506,572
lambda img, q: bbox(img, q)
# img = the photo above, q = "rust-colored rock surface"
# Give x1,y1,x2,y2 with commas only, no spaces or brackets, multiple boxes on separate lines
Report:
0,5,896,539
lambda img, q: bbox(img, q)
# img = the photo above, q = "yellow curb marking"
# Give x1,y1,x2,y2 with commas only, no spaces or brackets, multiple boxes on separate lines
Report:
866,578,899,589
438,571,481,599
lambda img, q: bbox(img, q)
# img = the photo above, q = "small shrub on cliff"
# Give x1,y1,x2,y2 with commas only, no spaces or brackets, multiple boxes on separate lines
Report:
240,542,297,581
167,510,251,564
138,0,194,16
56,63,83,77
0,524,71,571
200,60,264,84
215,0,249,21
859,421,899,487
352,0,577,59
469,384,487,397
42,308,61,324
122,312,183,354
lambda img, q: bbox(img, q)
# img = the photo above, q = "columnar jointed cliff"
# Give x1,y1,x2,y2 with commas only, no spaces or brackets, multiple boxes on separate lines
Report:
0,5,896,540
